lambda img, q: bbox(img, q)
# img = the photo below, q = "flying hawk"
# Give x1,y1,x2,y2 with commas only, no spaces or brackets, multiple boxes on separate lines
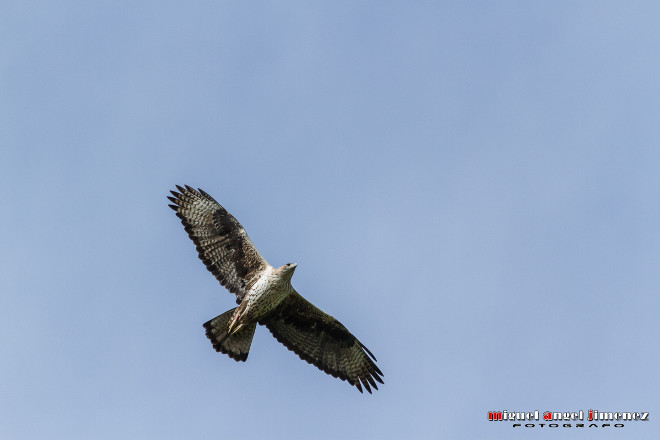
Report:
168,185,384,393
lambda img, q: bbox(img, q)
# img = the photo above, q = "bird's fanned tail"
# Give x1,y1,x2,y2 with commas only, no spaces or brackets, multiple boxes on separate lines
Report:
203,308,257,362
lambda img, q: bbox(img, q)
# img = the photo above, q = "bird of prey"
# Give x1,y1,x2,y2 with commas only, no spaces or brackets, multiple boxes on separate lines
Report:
168,185,384,393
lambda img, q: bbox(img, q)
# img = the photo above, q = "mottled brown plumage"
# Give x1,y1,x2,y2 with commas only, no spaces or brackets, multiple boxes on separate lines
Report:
169,185,383,393
168,185,266,303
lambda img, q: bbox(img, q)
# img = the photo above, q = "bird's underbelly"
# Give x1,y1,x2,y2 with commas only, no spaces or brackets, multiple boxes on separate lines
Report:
242,270,291,321
246,287,289,320
243,286,290,322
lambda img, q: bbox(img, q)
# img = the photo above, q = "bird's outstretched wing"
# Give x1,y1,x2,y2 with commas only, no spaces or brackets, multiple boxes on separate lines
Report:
168,185,268,303
261,292,384,393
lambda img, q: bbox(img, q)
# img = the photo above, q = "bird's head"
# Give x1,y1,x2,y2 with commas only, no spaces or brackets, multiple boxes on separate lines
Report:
280,262,297,280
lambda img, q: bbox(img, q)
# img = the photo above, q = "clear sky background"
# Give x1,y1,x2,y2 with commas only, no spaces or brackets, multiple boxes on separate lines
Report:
2,1,659,439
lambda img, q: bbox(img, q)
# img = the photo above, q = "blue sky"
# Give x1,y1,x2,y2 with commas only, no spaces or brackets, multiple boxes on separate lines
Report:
2,1,659,439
